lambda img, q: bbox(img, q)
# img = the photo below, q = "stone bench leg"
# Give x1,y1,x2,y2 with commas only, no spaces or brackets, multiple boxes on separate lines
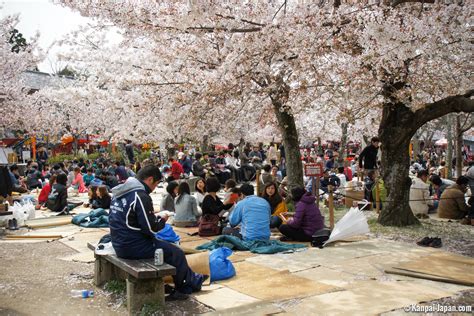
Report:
126,276,165,315
94,256,115,286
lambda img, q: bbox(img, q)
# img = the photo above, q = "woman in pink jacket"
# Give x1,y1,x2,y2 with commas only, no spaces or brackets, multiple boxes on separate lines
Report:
72,167,87,193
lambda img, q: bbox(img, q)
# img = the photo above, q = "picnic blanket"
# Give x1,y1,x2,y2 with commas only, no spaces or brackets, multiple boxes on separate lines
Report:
72,208,109,228
196,235,307,254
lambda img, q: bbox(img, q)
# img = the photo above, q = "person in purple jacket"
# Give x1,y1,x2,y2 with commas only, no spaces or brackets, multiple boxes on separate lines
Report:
279,187,325,242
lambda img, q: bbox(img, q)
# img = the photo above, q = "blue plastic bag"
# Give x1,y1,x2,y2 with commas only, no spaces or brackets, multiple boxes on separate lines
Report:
90,178,103,187
156,224,180,243
209,247,235,282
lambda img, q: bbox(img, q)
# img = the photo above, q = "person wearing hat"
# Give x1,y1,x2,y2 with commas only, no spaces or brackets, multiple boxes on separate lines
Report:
178,152,192,175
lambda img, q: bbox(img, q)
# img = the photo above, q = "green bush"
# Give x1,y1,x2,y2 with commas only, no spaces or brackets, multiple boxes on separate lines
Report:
137,150,151,162
48,154,75,164
87,152,100,160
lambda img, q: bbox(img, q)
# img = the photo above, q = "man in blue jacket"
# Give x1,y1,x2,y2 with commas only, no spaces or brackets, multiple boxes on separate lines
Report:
227,183,271,241
109,165,207,299
177,152,193,175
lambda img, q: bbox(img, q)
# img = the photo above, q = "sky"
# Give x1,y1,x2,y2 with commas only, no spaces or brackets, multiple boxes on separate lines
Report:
1,0,97,73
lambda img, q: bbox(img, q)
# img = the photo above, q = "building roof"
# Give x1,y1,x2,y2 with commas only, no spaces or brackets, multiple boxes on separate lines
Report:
21,70,74,91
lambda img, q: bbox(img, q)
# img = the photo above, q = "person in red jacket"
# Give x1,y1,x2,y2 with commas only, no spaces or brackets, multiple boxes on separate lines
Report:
169,157,184,180
37,174,57,208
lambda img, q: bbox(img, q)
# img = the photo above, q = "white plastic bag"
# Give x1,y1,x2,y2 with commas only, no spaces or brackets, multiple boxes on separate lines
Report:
22,200,36,220
10,202,28,227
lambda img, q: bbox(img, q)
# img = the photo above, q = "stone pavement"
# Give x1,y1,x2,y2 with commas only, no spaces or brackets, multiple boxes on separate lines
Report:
3,191,472,315
191,238,471,315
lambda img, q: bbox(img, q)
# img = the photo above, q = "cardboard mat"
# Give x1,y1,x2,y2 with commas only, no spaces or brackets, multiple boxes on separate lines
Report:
229,251,258,263
218,261,339,301
194,286,260,311
284,280,453,316
59,230,108,253
164,251,211,286
387,252,474,286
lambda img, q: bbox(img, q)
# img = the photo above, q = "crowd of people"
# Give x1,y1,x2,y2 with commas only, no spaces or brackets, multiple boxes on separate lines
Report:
2,136,473,300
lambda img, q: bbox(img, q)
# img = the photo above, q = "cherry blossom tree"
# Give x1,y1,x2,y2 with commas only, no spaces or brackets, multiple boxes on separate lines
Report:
0,14,41,133
52,0,473,226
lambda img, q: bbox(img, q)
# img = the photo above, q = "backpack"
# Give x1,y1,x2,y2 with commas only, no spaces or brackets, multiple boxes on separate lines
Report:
198,214,221,237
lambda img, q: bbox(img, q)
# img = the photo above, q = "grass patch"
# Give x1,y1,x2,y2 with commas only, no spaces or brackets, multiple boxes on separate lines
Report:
104,280,126,295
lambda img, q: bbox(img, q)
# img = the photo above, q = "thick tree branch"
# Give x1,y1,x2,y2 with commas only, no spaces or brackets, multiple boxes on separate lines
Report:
413,90,474,132
391,0,435,7
187,26,262,33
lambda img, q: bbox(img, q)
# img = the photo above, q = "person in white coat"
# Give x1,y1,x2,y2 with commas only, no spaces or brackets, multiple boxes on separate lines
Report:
409,169,433,217
267,142,278,166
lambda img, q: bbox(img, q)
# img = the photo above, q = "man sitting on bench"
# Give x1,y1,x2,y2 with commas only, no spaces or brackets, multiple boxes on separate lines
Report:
109,165,208,300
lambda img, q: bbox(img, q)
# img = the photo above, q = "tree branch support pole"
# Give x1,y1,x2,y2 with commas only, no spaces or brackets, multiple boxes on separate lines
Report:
256,169,261,196
31,135,36,161
375,176,381,214
455,115,464,178
328,185,335,229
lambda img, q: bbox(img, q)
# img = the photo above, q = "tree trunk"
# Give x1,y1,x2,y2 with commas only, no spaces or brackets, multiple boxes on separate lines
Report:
455,115,463,178
377,89,474,226
446,114,453,179
270,86,304,190
317,137,323,156
72,134,79,156
378,103,419,226
338,123,348,165
200,135,210,153
165,140,176,160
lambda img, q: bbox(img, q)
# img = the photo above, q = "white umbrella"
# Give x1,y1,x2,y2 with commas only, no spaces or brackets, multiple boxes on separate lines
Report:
435,138,448,146
324,207,370,246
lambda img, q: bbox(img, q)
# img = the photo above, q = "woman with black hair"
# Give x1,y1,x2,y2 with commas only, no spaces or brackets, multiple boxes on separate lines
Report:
192,152,207,178
174,182,200,227
46,173,82,214
47,173,68,213
92,186,112,209
201,177,232,217
161,181,179,213
278,187,324,242
193,178,206,208
262,182,288,228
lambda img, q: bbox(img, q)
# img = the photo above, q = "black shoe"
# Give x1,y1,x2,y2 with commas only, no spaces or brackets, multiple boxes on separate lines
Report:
191,274,209,293
279,236,292,242
416,237,433,247
429,237,442,248
165,290,189,301
12,218,18,230
164,284,174,294
8,219,19,230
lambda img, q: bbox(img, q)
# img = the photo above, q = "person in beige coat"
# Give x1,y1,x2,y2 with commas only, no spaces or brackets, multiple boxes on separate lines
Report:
409,170,433,216
438,176,470,220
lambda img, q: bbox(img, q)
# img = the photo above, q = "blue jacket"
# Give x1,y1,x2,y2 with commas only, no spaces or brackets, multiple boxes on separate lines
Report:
109,177,166,259
229,195,271,241
178,157,193,174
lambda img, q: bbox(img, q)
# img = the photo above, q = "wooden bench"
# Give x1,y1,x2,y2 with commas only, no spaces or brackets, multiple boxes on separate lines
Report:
88,243,176,315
